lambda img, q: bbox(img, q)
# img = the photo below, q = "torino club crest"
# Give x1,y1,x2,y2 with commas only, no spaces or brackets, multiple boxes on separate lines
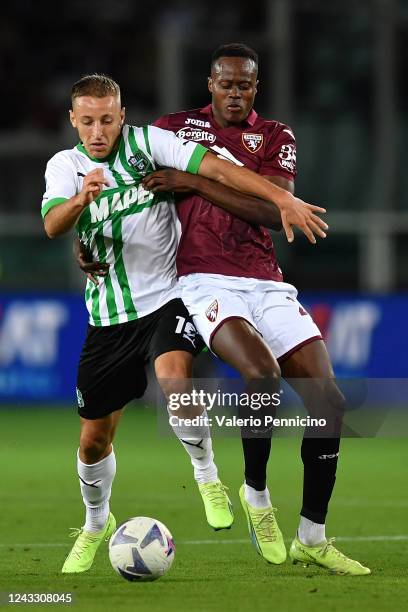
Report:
205,300,219,322
242,133,264,153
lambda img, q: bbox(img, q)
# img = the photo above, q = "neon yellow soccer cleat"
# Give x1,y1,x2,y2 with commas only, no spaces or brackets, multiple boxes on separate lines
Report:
198,481,234,530
239,485,286,564
289,536,371,576
61,512,116,574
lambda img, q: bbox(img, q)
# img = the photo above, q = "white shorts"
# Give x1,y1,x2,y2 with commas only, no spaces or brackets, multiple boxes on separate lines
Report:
179,273,322,361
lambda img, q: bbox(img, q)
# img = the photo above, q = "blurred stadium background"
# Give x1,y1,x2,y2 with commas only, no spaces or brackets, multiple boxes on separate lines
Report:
1,4,407,610
1,0,407,404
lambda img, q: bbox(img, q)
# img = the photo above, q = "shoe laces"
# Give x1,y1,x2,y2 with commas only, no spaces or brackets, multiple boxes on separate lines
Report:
321,537,350,562
67,525,109,560
201,482,229,509
252,508,279,542
67,527,94,560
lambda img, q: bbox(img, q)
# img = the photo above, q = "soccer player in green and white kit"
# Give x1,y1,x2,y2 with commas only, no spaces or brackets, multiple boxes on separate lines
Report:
42,74,327,573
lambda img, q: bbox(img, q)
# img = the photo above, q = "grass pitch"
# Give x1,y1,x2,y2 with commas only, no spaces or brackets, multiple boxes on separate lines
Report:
0,406,407,611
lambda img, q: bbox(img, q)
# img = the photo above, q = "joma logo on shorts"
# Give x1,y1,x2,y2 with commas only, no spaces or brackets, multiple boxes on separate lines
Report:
89,185,152,223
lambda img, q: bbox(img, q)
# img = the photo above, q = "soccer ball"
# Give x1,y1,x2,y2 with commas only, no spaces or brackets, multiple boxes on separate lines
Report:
108,517,175,582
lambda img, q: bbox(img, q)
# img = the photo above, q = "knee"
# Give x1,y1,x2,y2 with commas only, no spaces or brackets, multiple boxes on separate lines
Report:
305,379,345,409
319,380,346,417
157,366,193,402
158,366,197,417
163,375,200,418
155,354,193,401
327,384,346,432
159,374,191,401
328,383,346,413
242,357,281,383
307,380,346,434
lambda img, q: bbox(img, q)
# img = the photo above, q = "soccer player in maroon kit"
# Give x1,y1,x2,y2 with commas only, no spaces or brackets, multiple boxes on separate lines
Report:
141,43,370,575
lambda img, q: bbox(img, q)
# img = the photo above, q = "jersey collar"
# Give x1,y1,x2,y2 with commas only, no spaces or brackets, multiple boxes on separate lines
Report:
201,104,258,127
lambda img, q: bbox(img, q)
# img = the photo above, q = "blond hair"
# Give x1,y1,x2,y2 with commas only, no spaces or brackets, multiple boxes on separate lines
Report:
71,74,121,104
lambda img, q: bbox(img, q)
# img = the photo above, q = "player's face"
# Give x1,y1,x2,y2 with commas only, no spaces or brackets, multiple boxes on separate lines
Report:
69,95,125,158
208,57,258,127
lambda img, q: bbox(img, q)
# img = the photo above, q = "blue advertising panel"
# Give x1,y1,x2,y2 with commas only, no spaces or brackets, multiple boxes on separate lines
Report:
303,293,408,377
0,292,407,402
0,294,87,402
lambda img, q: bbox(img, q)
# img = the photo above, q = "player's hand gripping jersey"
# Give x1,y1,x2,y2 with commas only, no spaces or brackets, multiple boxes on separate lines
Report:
42,125,207,326
154,105,297,280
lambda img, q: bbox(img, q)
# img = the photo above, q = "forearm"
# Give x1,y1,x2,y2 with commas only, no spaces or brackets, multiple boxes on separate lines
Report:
44,195,86,238
191,175,282,230
199,154,289,210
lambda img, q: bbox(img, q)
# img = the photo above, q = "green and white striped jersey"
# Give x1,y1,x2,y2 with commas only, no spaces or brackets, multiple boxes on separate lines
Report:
42,124,207,326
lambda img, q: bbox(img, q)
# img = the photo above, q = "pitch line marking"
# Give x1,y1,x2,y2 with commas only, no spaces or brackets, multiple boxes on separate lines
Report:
1,535,408,548
184,535,408,545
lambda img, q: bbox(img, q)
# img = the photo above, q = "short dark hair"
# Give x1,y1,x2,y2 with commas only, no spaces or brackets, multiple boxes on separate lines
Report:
211,43,258,69
71,74,121,104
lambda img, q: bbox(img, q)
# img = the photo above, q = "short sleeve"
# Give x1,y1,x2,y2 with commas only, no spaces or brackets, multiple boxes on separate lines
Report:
41,152,78,219
259,124,297,181
146,125,208,174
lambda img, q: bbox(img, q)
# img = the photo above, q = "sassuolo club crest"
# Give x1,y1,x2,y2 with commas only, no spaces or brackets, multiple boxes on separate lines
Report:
128,151,151,176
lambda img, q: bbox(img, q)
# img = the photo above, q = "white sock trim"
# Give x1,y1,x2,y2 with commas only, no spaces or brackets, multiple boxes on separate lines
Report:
244,483,271,509
77,447,114,467
298,516,326,546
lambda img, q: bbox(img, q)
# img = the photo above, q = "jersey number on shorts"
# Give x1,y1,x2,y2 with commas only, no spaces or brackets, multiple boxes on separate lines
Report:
175,316,197,348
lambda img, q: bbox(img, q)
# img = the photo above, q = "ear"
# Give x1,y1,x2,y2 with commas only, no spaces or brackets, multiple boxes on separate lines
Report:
254,79,259,94
69,110,77,128
120,107,126,126
207,77,213,94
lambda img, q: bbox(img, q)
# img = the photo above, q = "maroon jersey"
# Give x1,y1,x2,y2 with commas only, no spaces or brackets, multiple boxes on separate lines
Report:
153,105,297,281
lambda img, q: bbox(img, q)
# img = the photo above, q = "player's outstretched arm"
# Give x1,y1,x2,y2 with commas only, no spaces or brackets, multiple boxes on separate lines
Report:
142,169,282,230
44,169,109,238
197,152,328,244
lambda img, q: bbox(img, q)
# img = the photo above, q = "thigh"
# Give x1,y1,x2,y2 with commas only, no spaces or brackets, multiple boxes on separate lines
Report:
255,284,322,362
280,339,334,378
212,319,280,434
212,318,280,381
148,298,204,361
77,323,148,420
180,279,256,351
